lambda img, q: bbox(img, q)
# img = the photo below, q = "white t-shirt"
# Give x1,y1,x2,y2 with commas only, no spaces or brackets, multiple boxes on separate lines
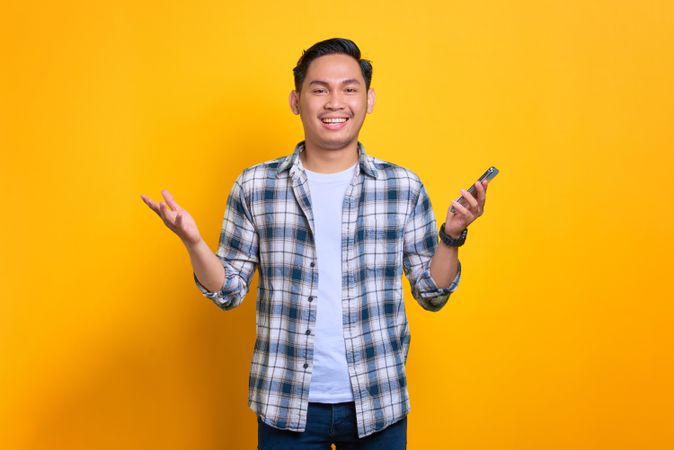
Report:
304,162,357,403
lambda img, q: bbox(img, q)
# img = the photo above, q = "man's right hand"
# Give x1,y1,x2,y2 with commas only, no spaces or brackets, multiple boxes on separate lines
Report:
140,189,202,248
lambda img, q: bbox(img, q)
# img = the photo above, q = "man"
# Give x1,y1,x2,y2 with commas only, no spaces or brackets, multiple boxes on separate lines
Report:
141,38,489,449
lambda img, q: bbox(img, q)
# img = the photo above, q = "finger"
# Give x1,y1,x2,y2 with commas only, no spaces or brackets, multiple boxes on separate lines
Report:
475,180,486,196
474,182,485,200
474,182,486,214
159,201,174,224
161,189,182,211
449,193,462,214
451,199,474,221
141,195,162,215
460,188,478,211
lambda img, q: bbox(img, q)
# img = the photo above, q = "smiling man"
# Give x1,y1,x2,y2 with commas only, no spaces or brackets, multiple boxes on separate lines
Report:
289,51,375,171
141,38,489,449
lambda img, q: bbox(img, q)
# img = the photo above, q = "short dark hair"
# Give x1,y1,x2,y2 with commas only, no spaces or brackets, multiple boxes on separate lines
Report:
293,38,373,93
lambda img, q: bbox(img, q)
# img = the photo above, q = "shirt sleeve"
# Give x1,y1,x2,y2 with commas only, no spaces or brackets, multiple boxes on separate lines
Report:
193,174,259,310
402,181,461,312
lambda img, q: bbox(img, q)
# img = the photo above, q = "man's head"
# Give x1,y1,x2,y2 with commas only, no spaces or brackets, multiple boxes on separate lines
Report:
289,38,375,153
292,38,373,93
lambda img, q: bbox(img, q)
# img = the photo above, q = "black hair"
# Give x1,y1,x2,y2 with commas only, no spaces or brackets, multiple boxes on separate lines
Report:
292,38,373,93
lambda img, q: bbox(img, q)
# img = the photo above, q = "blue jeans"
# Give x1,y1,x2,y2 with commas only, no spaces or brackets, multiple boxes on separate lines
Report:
257,401,407,449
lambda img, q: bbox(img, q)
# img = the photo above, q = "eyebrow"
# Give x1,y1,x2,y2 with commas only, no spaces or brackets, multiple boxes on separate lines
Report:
308,78,362,87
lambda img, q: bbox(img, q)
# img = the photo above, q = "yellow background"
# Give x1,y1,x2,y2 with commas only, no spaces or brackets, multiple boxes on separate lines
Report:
2,0,673,449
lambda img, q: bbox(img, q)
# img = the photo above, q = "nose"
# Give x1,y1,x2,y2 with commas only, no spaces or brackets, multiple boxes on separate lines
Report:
324,92,346,110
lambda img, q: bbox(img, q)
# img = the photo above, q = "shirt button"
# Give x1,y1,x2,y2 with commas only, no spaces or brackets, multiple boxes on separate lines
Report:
308,296,314,302
303,363,309,369
305,329,311,335
310,262,315,267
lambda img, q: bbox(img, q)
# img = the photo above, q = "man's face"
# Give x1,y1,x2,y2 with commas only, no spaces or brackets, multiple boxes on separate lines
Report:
289,53,375,152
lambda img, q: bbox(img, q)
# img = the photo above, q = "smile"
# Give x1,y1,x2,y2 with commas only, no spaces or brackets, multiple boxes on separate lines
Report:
320,117,349,130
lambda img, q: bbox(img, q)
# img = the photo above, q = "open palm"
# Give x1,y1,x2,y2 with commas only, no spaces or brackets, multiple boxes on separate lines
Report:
140,189,202,247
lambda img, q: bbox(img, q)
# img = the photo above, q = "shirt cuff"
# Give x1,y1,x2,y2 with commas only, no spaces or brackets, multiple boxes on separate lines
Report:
422,259,462,299
193,272,225,300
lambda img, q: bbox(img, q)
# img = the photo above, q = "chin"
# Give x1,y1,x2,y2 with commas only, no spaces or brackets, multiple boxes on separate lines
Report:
303,131,355,150
318,138,358,151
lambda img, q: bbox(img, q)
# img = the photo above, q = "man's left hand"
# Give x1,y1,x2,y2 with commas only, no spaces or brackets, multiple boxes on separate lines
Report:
443,179,488,238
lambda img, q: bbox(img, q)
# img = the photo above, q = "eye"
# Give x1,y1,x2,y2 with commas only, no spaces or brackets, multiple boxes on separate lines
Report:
313,88,327,94
345,87,358,93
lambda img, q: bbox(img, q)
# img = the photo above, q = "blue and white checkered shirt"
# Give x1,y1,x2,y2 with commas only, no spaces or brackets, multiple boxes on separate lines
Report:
194,141,461,438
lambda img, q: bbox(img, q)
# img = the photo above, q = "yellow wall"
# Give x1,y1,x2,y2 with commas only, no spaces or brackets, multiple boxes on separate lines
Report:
2,1,673,449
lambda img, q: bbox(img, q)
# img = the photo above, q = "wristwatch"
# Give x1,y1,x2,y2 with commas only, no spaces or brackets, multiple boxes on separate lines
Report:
439,223,468,247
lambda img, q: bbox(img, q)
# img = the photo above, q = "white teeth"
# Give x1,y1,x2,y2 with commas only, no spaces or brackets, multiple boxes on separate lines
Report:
322,118,347,123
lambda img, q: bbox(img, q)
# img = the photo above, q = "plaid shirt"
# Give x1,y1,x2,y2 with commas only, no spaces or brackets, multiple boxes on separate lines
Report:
194,141,461,438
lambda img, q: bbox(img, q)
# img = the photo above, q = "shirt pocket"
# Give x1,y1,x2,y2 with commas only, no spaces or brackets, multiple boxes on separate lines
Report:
362,227,403,266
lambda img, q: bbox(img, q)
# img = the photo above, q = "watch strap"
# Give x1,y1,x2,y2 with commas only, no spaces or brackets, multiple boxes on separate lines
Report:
439,224,468,247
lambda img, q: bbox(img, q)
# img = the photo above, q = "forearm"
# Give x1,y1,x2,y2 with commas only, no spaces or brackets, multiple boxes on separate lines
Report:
185,239,225,293
429,240,459,289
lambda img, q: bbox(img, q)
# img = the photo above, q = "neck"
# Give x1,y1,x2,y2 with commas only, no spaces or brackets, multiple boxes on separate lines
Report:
300,140,359,173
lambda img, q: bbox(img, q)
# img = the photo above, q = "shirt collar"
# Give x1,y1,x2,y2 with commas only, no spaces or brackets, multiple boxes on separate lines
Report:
276,141,378,179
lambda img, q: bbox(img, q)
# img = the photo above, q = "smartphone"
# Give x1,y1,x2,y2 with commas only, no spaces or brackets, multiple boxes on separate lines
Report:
449,166,499,213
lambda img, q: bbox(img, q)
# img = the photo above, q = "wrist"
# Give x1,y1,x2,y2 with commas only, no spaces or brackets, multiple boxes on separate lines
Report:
183,237,204,252
439,223,468,247
442,223,463,239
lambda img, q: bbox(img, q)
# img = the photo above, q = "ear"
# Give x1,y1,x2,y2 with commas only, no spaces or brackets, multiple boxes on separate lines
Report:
367,88,376,114
289,90,300,115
